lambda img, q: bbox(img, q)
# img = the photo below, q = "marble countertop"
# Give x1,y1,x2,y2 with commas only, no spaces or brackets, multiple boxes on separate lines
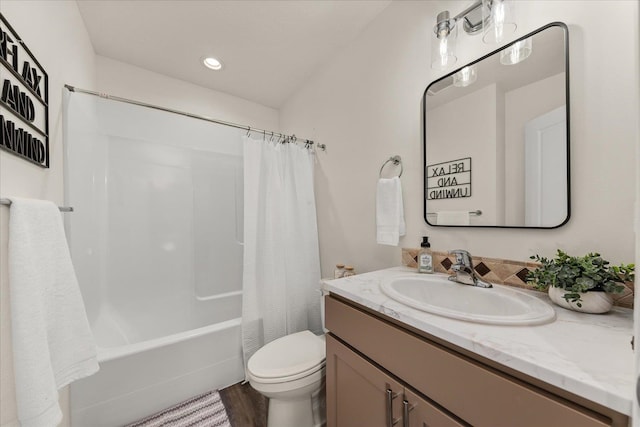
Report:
322,267,634,416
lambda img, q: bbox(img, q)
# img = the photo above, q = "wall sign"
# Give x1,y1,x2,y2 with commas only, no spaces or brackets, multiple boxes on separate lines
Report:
426,157,471,200
0,13,49,168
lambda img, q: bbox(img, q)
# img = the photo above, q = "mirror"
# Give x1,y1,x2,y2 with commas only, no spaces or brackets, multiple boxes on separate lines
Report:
423,22,569,228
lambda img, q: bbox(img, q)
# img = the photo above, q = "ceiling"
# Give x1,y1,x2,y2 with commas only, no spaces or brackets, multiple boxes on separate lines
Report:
76,0,392,109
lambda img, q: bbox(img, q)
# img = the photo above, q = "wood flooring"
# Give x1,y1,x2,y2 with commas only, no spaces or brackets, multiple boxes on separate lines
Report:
219,382,268,427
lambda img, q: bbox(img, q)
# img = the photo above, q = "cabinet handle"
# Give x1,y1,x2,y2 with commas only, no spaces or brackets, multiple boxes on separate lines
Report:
386,389,401,427
402,399,415,427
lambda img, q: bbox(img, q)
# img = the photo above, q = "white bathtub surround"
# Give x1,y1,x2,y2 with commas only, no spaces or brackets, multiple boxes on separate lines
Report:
72,318,242,427
7,197,99,427
65,92,245,426
242,135,323,369
323,267,634,416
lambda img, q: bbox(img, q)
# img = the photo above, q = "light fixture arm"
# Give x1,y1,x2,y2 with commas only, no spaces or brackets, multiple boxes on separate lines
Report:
451,0,482,23
434,0,487,36
453,0,487,35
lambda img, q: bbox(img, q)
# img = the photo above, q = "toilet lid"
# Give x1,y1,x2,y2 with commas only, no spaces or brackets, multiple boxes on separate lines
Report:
248,331,326,379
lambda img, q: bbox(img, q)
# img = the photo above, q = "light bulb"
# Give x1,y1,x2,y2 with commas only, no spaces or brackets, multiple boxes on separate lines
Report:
494,1,505,25
439,37,448,58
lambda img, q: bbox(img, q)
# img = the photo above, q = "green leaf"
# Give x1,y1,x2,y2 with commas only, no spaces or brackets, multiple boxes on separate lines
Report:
527,250,635,307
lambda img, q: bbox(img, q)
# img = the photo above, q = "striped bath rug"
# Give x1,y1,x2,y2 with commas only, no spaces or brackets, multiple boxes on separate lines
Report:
125,390,231,427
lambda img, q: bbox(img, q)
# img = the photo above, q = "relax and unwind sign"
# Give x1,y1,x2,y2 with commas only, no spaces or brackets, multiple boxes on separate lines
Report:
426,157,472,200
0,13,49,168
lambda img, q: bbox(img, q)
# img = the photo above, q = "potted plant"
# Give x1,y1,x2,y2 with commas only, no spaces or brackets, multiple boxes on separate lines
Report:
527,250,634,314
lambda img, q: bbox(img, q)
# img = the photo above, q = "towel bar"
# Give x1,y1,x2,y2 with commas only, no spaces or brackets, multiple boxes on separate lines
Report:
379,156,403,178
426,210,482,216
0,198,74,212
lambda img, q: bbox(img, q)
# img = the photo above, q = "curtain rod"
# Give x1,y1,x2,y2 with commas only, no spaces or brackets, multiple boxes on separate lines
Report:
64,85,326,151
0,198,74,212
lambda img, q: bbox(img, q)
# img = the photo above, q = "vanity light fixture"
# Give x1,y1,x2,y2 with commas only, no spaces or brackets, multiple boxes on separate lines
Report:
500,37,532,65
430,0,518,70
431,11,458,70
453,65,478,87
202,56,223,71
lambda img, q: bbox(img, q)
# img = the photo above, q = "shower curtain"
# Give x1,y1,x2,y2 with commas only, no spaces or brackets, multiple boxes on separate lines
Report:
241,135,322,369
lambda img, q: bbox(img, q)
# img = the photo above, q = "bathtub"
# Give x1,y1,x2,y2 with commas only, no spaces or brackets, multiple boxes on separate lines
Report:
70,291,244,427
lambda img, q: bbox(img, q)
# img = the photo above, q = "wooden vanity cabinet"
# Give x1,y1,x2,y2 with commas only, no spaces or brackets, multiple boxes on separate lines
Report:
327,334,464,427
325,295,628,427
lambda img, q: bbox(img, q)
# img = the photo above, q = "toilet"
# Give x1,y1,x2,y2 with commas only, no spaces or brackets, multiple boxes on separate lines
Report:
247,330,326,427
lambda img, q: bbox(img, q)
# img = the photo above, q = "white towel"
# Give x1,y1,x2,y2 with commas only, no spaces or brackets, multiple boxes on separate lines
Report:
7,197,99,427
376,177,405,246
436,210,470,225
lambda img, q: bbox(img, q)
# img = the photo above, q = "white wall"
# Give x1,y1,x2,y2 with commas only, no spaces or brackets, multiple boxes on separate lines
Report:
504,72,565,225
95,56,278,133
426,84,498,225
280,0,639,278
0,2,96,426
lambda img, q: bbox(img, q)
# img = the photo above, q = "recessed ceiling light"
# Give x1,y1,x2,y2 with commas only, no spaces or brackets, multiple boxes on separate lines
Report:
202,56,223,70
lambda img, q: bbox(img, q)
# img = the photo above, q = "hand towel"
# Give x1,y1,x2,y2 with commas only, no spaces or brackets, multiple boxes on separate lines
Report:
7,197,99,427
435,210,470,226
376,177,405,246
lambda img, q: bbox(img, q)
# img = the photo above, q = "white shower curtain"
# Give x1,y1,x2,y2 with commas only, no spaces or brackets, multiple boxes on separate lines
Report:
241,135,322,370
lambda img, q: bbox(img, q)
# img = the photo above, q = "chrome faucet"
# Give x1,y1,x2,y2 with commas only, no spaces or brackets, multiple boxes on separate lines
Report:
448,250,492,288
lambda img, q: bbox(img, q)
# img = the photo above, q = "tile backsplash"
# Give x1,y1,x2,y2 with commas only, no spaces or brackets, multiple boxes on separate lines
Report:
402,248,634,309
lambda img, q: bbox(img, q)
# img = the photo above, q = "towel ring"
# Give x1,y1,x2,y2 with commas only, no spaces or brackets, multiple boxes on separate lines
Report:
379,155,403,178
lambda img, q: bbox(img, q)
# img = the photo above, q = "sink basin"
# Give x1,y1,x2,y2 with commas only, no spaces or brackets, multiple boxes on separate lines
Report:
380,275,556,325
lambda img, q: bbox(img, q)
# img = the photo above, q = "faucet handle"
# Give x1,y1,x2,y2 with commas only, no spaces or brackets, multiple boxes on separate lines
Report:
448,249,472,266
447,249,493,288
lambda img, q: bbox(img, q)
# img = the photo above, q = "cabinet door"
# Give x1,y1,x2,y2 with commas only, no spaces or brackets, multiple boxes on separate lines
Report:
327,334,403,427
327,334,464,427
402,387,465,427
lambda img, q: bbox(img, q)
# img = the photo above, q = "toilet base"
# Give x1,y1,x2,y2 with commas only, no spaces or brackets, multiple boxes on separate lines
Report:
267,396,314,427
261,380,325,427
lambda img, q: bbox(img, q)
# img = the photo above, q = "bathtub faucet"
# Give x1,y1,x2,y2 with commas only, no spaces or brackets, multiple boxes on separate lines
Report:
447,249,492,288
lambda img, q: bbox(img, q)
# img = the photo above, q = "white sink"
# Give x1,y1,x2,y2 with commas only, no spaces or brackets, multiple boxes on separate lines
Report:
380,275,556,325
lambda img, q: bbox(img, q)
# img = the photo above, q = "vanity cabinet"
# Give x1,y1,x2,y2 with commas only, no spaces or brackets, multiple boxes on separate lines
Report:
325,295,627,427
327,334,463,427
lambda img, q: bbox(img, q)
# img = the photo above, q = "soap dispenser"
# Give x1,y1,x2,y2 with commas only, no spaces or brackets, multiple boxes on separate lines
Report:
417,236,433,274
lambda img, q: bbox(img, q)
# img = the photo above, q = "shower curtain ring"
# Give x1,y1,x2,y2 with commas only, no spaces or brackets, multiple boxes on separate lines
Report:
246,127,251,136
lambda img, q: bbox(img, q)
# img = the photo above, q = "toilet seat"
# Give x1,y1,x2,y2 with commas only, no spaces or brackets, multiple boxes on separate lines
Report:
248,331,326,384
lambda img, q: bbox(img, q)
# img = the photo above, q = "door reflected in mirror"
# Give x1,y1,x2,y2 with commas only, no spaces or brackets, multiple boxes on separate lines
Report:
423,23,569,228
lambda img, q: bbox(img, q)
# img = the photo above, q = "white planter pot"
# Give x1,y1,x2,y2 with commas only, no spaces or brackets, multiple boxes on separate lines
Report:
547,286,613,314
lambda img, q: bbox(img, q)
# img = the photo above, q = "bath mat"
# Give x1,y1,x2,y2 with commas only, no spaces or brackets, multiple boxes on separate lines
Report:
125,390,231,427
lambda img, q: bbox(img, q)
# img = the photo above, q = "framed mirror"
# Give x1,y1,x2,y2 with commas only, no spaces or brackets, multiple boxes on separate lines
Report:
423,22,569,228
